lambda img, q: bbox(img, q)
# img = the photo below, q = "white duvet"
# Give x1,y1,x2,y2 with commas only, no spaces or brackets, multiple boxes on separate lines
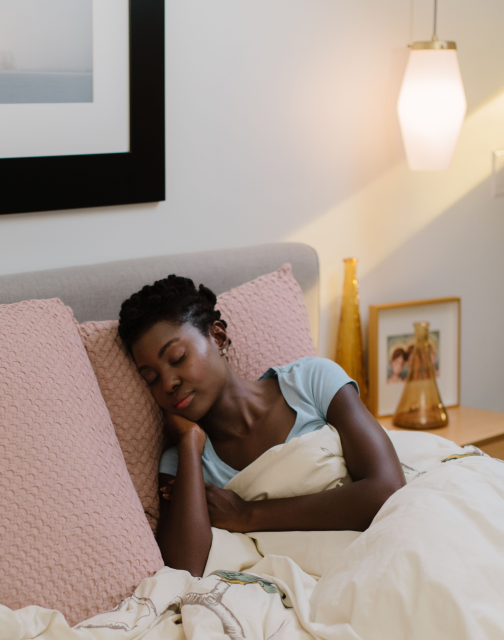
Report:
2,427,504,640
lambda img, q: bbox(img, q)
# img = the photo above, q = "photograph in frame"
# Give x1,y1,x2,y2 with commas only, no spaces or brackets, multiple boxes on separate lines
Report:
0,0,165,215
386,330,440,384
0,0,129,160
0,0,93,106
368,298,460,418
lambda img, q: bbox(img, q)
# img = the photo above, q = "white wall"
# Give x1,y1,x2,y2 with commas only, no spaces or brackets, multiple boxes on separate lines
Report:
1,0,503,410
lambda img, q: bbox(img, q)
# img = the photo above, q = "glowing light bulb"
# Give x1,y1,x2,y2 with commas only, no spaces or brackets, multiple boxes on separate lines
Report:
397,45,467,171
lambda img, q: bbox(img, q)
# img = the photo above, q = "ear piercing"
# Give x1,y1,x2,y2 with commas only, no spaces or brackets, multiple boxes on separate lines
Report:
220,347,228,356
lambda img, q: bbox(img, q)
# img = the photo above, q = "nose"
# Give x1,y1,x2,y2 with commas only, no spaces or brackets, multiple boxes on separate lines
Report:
163,371,181,395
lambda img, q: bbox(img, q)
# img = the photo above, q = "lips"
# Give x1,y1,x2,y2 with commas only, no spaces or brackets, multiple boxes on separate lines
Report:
174,391,195,410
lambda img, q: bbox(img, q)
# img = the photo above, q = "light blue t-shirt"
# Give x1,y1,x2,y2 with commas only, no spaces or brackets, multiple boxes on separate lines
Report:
158,357,358,488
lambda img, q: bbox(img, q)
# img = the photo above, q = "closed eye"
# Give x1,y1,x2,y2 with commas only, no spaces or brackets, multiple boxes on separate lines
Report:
141,353,185,385
145,373,159,386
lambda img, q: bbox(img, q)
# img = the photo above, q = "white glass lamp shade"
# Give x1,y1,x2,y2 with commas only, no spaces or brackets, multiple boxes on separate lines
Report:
397,48,467,171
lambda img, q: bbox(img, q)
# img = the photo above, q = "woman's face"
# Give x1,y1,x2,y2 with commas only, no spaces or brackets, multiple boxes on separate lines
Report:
131,320,227,422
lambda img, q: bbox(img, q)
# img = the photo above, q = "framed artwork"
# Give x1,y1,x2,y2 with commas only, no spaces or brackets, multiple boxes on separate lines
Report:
0,0,165,215
368,297,461,418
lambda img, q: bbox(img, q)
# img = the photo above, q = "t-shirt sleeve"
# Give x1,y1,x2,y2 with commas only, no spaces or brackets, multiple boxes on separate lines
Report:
159,446,178,476
302,357,359,419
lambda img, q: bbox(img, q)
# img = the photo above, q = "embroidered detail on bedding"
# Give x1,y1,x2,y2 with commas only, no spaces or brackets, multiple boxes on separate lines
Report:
161,596,183,616
401,462,426,478
75,594,158,631
266,619,288,639
182,581,245,640
442,451,486,463
210,570,282,596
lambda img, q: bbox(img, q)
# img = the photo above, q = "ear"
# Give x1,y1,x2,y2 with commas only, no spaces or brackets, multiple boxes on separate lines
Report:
210,321,229,350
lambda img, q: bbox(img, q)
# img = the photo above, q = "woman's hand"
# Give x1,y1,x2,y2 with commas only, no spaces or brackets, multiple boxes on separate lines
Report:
160,480,251,533
165,413,206,452
205,484,251,532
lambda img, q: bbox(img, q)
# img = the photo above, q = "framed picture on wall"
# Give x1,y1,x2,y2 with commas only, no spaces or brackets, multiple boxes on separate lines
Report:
368,297,461,418
0,0,165,215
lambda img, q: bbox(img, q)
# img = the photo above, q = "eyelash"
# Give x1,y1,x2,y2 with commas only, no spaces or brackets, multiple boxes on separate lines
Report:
146,354,185,386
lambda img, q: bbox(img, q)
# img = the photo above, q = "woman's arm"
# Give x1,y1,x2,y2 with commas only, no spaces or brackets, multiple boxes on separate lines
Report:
156,420,212,577
205,383,406,533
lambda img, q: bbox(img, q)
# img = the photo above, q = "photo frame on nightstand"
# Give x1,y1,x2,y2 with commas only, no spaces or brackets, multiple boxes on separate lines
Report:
368,297,461,418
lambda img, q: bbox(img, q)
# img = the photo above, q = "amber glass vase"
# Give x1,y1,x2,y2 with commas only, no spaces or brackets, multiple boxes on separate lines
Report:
392,321,448,429
335,258,368,407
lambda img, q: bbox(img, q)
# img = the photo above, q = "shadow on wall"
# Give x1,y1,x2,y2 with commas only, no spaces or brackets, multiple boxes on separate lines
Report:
359,177,504,413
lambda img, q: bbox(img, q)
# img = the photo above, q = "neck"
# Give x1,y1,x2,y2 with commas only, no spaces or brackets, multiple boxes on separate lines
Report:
198,367,275,441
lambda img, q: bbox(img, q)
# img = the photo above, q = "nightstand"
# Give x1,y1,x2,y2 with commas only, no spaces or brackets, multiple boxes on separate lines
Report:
380,406,504,460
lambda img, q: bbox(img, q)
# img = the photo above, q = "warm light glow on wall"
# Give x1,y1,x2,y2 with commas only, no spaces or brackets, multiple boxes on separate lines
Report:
397,46,467,171
285,87,504,355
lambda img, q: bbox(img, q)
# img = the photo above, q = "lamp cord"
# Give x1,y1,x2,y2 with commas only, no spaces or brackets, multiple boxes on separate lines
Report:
433,0,437,38
410,0,414,43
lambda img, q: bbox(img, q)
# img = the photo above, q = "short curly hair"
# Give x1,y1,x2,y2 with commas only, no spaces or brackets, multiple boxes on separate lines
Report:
118,275,228,350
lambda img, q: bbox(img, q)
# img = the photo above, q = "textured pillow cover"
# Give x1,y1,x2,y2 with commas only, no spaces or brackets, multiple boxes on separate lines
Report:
217,263,317,380
77,263,316,534
0,299,163,626
79,321,164,534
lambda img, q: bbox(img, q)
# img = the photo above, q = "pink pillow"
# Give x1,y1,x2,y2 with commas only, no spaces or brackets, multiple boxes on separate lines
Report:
79,321,164,534
217,263,317,380
0,299,163,626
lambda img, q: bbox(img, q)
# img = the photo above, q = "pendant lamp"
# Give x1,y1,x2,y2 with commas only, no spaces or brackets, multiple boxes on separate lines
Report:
397,0,467,171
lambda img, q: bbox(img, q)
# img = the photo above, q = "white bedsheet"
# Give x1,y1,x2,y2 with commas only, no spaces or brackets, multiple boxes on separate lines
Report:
2,429,504,640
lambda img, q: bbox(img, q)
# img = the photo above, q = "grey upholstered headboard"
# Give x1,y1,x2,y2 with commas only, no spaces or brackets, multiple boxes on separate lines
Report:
0,243,320,346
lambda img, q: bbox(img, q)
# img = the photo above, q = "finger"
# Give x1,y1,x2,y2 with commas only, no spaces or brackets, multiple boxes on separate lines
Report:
162,493,172,500
160,487,167,492
169,479,175,485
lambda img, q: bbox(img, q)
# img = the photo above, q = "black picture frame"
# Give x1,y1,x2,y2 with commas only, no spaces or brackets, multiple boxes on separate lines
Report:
0,0,165,216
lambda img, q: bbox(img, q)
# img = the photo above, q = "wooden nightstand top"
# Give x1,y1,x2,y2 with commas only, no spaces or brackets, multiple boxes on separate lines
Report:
381,406,504,448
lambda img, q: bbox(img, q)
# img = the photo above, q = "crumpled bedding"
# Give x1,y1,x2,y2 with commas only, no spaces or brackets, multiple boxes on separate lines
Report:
2,428,504,640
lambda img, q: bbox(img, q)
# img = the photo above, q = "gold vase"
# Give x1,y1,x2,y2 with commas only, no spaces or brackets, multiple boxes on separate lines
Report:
335,258,368,407
392,321,448,429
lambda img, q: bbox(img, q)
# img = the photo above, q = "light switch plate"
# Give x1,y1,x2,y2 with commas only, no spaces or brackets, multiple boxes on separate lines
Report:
492,150,504,197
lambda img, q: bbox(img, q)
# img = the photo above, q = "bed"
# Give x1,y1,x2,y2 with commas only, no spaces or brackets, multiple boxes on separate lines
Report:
1,242,504,640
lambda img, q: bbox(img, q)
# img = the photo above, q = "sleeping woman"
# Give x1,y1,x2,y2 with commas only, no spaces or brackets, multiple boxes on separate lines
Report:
118,275,406,577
